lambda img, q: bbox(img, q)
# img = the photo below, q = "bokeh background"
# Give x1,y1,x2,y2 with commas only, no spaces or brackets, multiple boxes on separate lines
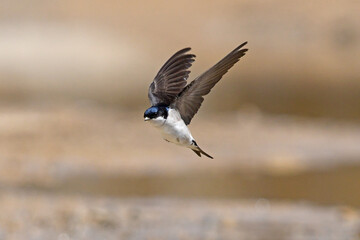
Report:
1,1,360,239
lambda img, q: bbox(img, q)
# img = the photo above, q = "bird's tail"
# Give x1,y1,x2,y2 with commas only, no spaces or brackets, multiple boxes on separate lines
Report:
191,141,213,159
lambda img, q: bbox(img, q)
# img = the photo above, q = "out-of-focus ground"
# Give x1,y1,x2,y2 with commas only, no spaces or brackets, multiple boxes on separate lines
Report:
1,191,359,240
1,0,360,239
0,104,360,239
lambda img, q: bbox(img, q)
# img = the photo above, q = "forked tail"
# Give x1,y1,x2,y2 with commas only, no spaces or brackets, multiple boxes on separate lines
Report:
191,140,213,159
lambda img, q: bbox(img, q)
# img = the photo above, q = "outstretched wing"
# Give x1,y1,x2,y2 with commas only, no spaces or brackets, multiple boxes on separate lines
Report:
148,48,196,106
173,42,248,125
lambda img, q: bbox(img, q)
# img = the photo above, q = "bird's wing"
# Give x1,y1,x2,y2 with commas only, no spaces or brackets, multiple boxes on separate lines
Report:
173,42,248,125
148,48,196,106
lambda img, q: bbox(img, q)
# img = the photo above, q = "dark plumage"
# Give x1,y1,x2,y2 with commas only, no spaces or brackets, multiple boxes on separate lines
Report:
148,48,195,106
148,42,248,125
174,42,248,124
144,106,169,120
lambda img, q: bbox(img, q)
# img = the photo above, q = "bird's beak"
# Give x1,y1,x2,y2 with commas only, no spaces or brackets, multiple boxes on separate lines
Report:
144,117,150,121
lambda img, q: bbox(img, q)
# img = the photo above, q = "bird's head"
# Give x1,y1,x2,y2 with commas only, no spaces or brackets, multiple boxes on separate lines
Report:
144,106,169,123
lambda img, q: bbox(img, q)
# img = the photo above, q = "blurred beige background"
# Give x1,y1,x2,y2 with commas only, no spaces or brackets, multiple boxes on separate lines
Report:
0,1,360,239
1,0,360,118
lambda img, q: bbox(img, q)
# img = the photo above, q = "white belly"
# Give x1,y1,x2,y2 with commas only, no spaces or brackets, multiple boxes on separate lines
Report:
150,109,194,147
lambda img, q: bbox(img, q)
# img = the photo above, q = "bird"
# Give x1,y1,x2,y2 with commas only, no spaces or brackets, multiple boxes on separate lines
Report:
144,42,248,158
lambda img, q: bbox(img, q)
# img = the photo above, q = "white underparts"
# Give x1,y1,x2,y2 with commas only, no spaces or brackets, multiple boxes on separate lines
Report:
148,108,195,148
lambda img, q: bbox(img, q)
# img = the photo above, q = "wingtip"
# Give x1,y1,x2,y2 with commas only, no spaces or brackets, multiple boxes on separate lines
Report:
172,47,192,57
181,47,192,53
228,41,248,56
235,41,248,52
240,41,248,48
